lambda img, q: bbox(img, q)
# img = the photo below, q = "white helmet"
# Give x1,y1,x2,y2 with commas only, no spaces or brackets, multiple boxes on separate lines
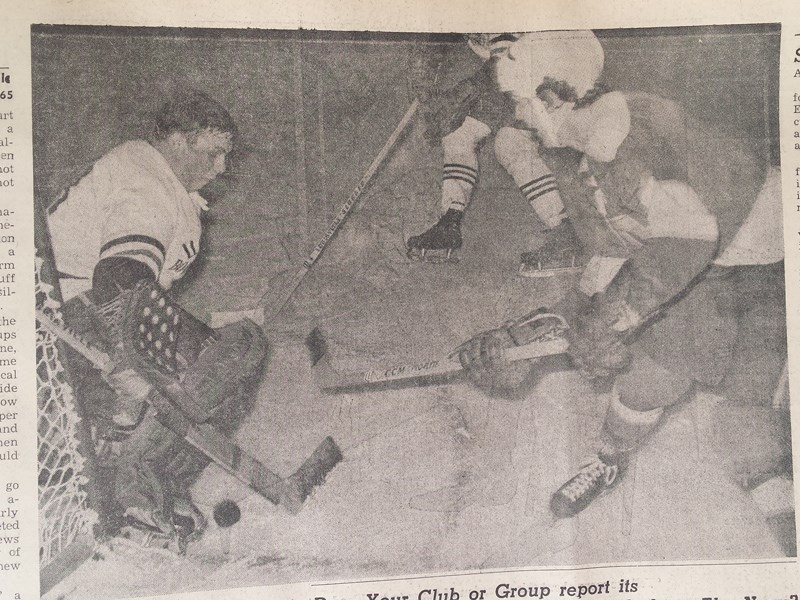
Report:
495,30,604,100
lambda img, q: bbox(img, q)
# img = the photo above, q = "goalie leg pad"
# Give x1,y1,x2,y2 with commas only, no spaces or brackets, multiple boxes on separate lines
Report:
113,411,180,533
113,411,209,545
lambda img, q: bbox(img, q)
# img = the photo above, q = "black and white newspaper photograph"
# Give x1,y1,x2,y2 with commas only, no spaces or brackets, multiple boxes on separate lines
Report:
2,1,800,599
28,20,794,599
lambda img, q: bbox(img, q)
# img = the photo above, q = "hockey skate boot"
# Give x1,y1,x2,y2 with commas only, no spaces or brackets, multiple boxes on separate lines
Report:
550,445,630,519
519,219,585,278
406,208,463,264
118,506,183,553
118,497,207,555
171,496,208,553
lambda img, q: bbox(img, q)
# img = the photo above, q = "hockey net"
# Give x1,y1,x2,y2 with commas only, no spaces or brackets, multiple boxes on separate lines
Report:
36,253,97,573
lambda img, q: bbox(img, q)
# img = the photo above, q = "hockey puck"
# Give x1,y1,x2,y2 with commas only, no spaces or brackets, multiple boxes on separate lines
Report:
213,500,241,528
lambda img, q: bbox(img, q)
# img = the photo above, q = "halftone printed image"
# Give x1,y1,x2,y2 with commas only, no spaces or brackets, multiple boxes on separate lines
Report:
31,23,791,600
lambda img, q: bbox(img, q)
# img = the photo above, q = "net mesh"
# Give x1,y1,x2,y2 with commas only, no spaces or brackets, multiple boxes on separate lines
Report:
36,254,97,568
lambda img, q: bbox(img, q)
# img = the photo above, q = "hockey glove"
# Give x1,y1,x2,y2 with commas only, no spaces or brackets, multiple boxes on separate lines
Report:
567,299,633,381
456,308,560,395
407,44,447,102
102,352,154,428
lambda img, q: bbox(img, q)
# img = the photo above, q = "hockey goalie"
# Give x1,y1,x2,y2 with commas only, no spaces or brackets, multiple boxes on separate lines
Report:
43,89,341,552
42,89,269,551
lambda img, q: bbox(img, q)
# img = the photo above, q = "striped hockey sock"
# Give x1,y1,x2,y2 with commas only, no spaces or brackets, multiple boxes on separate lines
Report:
442,163,479,212
520,174,564,229
520,174,559,207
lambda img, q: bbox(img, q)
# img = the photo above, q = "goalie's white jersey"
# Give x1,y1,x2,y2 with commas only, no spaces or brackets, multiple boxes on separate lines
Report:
48,140,207,300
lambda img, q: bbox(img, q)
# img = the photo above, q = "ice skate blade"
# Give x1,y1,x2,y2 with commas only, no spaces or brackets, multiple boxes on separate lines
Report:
117,525,183,555
518,264,583,278
407,247,459,264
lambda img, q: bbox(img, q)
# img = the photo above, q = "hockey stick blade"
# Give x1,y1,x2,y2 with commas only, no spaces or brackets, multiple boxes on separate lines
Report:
280,436,343,513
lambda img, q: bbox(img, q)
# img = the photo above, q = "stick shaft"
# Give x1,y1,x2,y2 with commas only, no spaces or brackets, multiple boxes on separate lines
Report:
186,424,292,509
263,99,420,318
36,309,113,372
320,338,569,392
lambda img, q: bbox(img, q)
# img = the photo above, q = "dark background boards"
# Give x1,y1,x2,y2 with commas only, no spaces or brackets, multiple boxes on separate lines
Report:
31,24,791,597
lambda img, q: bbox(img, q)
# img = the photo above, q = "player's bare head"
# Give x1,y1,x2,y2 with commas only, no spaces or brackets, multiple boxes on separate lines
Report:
536,77,580,105
154,89,237,141
153,90,236,192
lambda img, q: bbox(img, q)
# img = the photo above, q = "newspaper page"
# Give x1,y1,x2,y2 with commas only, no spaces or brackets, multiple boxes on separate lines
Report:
1,0,800,599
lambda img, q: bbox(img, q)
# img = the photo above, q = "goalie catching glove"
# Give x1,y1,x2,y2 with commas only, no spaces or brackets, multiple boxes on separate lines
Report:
456,308,568,395
92,279,267,424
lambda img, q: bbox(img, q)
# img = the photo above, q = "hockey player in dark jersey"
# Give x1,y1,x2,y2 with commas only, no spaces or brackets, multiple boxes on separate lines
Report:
453,47,782,517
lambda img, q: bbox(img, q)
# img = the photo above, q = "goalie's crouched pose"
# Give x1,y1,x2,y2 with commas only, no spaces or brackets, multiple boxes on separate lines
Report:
63,281,266,551
46,89,267,549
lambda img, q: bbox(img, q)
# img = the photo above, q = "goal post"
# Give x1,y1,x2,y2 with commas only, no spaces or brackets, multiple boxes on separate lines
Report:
34,193,99,594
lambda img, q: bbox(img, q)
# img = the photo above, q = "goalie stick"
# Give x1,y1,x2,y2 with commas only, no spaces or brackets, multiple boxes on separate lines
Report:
213,101,422,328
308,313,570,393
36,308,342,515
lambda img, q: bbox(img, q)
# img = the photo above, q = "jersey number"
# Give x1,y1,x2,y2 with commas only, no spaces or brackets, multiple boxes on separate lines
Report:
169,241,198,274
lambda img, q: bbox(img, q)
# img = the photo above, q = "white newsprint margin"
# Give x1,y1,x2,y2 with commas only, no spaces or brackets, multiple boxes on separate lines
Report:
1,0,799,599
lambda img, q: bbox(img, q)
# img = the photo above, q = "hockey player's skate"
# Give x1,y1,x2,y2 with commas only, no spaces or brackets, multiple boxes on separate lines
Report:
519,220,584,278
119,495,207,555
171,496,208,551
118,507,183,553
406,208,462,264
550,446,629,519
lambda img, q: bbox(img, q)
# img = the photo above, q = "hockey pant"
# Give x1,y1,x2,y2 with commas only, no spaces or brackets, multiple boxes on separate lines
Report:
600,264,756,449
